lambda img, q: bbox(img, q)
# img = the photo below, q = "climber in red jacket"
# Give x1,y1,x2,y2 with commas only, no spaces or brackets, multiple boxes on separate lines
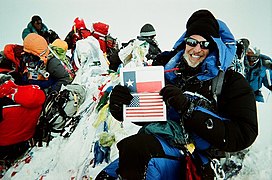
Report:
0,73,46,161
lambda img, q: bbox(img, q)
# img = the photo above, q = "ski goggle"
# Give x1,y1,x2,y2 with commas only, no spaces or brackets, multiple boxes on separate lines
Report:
184,37,210,49
247,55,259,62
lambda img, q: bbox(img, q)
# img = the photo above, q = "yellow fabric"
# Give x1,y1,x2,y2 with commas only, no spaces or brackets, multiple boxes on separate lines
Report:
185,143,195,154
23,33,49,63
51,39,68,52
92,103,109,128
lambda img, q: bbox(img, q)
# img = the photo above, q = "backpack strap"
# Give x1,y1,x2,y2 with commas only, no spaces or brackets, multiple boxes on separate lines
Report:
212,70,225,103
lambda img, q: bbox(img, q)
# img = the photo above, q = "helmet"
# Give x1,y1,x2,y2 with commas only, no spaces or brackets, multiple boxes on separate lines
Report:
73,17,86,30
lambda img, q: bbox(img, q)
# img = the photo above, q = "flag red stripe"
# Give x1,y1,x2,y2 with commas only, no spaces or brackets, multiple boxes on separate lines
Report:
136,81,162,93
126,114,164,118
126,107,163,110
126,110,164,114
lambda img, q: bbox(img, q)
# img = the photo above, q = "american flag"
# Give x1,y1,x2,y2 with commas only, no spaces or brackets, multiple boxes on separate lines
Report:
121,66,166,122
125,92,165,121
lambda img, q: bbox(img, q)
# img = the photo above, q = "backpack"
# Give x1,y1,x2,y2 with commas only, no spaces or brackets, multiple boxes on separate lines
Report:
34,84,86,146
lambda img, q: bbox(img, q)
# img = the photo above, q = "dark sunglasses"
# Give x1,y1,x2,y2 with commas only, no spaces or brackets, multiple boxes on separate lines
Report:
184,37,210,49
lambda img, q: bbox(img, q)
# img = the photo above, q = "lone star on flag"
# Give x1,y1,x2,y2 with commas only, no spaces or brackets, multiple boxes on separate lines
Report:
126,79,134,87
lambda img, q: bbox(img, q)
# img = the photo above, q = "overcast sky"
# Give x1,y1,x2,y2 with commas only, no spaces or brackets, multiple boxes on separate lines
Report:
0,0,271,57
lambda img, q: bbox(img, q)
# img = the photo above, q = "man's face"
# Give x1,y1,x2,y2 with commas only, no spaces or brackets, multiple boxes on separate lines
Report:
247,55,259,66
183,35,210,68
33,20,42,31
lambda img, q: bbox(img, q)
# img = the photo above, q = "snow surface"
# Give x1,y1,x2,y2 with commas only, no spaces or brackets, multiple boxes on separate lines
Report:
1,1,272,179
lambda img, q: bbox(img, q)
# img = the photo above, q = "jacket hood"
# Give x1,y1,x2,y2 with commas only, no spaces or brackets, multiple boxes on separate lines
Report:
165,20,236,82
27,22,48,33
23,33,49,62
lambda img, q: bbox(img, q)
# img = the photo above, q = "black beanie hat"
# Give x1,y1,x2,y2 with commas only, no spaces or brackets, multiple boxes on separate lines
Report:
140,23,156,37
185,10,219,41
31,15,42,24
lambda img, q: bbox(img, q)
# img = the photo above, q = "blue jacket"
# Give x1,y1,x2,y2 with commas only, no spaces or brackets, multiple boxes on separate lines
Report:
244,54,272,102
165,20,236,82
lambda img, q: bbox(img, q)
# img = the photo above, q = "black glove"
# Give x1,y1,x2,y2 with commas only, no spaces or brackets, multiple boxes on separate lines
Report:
263,59,272,69
109,85,133,121
160,84,189,114
108,49,122,72
0,74,14,85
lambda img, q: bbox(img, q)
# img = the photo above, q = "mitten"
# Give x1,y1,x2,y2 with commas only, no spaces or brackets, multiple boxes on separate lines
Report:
0,79,17,98
263,59,272,69
108,49,122,72
109,85,133,121
0,74,14,84
160,84,189,114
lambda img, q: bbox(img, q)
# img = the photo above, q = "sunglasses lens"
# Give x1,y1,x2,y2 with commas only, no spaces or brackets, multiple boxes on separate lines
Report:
185,38,210,49
185,38,197,47
201,41,210,49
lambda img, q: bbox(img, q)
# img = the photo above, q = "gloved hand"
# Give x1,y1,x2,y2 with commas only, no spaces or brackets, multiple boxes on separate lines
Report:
109,85,133,121
160,84,189,114
108,49,122,72
263,59,272,69
0,74,14,84
0,79,17,98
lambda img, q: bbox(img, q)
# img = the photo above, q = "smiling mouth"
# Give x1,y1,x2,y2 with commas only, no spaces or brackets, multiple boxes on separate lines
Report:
191,54,201,60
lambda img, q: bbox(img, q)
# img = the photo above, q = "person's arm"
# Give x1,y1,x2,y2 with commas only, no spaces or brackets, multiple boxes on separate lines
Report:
8,85,46,108
261,54,272,69
22,27,32,40
0,76,46,108
185,70,258,152
260,55,272,90
46,57,72,92
64,31,75,50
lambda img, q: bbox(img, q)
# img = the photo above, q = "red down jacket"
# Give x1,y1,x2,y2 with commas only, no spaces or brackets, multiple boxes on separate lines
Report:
0,84,46,146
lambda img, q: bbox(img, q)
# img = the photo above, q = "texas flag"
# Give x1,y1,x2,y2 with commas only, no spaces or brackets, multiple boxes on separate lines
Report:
121,66,164,93
120,66,166,122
